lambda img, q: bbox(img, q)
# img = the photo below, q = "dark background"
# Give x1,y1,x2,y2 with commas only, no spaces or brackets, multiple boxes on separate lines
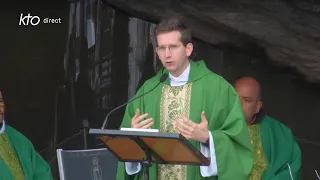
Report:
0,1,319,179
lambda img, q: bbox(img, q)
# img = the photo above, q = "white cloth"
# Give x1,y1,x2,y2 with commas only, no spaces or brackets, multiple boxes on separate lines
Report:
168,63,190,86
0,120,5,134
125,62,218,176
200,132,218,176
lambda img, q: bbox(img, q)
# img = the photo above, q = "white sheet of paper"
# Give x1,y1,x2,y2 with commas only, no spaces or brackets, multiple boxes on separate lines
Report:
120,128,159,133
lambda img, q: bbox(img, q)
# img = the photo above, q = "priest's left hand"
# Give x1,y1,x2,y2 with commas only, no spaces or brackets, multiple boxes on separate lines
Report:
175,111,209,143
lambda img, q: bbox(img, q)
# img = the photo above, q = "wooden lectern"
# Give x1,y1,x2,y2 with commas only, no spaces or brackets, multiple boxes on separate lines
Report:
89,129,210,180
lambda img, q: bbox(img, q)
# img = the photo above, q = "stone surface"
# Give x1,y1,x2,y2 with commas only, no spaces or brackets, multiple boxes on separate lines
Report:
103,0,320,83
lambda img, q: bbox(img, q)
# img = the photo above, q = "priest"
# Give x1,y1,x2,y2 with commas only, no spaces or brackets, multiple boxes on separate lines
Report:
234,77,301,180
115,17,254,180
0,90,53,180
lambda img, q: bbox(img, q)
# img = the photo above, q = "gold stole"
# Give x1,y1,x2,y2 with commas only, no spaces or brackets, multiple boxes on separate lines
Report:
248,124,268,180
0,133,25,180
158,84,192,180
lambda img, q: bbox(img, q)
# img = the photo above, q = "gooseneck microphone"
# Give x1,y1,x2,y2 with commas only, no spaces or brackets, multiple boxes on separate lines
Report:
101,73,168,129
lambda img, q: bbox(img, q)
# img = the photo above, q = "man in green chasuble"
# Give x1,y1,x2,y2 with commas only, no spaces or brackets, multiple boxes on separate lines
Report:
116,17,254,180
234,77,301,180
0,90,53,180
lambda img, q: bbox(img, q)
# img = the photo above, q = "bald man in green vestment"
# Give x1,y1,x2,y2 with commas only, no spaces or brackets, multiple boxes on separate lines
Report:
115,17,254,180
0,90,53,180
234,77,301,180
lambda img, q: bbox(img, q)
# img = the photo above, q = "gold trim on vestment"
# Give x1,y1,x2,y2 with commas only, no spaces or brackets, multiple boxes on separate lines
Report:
158,84,192,180
248,124,268,180
0,133,25,180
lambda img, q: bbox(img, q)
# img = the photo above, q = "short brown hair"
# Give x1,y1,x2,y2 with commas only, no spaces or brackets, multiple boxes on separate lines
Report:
154,17,192,46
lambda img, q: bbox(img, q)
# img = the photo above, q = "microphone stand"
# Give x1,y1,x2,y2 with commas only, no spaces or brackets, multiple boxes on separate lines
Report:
53,85,66,162
82,119,89,149
101,73,168,129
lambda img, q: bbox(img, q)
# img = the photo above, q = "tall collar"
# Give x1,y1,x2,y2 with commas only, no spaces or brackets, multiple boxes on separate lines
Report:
250,109,265,125
0,120,5,134
169,63,190,86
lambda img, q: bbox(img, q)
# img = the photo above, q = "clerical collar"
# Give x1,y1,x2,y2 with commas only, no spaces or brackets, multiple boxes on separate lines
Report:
169,63,190,86
0,120,5,134
250,109,265,125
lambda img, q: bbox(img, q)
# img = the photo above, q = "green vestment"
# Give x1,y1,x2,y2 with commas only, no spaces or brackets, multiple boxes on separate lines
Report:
0,125,53,180
249,115,301,180
116,60,254,180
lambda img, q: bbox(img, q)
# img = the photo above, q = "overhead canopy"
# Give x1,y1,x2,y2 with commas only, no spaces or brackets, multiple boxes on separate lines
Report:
103,0,320,83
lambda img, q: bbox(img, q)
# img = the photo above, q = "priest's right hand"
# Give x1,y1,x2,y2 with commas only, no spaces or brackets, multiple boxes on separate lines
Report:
131,109,154,128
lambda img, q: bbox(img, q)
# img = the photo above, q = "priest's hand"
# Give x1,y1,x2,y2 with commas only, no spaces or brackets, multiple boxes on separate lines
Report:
175,111,209,143
131,109,154,129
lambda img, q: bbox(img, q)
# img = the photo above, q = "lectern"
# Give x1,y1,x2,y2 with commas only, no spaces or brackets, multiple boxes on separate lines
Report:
89,129,210,180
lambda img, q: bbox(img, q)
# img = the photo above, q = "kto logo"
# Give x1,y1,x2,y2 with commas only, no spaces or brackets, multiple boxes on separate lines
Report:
19,13,41,26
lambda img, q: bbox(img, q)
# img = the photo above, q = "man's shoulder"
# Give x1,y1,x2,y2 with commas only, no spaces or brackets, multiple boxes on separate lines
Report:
206,71,230,83
262,115,294,135
140,75,160,88
6,125,23,135
203,72,237,96
5,125,32,144
263,115,287,126
192,60,232,84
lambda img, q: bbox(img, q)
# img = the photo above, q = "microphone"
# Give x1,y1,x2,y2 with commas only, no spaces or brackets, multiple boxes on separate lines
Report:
101,73,168,129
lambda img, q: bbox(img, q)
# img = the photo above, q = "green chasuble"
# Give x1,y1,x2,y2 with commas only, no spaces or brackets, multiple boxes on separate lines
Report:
248,115,301,180
116,60,254,180
0,125,53,180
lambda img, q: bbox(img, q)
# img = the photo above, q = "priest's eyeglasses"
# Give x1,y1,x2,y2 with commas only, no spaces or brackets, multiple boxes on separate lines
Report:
156,44,181,53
